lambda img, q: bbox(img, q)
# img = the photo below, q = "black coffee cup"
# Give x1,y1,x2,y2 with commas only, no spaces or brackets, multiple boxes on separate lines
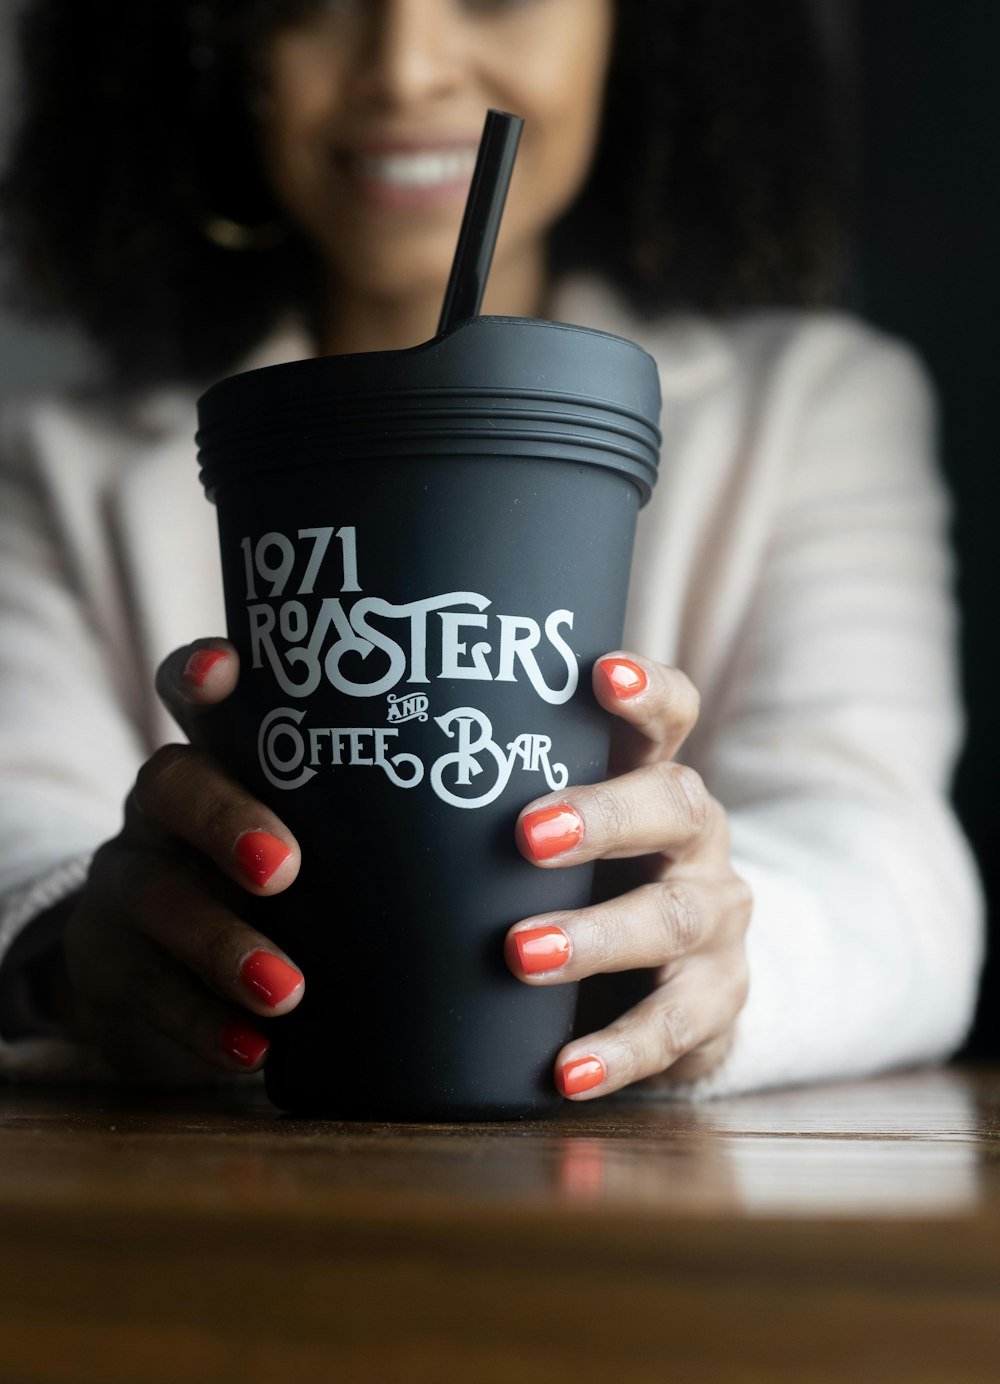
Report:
197,314,661,1119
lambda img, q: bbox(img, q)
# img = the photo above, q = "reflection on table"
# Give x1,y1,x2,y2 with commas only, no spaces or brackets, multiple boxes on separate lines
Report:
0,1064,997,1384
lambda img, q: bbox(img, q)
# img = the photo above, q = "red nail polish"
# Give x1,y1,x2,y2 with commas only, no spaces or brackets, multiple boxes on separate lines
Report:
183,648,228,687
599,657,648,700
240,950,303,1007
221,1023,269,1068
235,830,292,887
559,1055,606,1097
521,806,583,861
515,926,571,974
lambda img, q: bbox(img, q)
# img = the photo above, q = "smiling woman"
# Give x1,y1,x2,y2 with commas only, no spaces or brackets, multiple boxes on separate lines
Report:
0,1,982,1100
252,0,613,351
1,0,841,386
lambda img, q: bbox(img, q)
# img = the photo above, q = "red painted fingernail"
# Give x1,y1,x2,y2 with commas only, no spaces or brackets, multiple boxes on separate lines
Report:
521,806,583,861
234,830,293,887
221,1023,269,1068
559,1055,606,1097
240,950,303,1008
599,657,648,700
183,648,228,687
515,926,571,974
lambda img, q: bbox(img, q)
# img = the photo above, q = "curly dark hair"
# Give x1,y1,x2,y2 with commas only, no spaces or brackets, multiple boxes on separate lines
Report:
1,0,846,390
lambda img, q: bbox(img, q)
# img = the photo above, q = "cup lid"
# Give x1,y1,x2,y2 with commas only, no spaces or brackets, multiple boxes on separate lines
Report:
197,316,662,505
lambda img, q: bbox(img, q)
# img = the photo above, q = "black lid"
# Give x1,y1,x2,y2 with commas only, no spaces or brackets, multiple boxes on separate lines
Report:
197,316,662,505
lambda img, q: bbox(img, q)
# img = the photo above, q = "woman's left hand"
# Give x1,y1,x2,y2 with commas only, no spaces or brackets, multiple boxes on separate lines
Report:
505,653,752,1100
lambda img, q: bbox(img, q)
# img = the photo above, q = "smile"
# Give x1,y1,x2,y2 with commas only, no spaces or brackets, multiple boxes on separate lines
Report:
335,142,481,210
354,147,478,190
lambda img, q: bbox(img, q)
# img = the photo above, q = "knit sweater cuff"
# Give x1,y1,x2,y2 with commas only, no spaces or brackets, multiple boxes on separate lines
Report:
0,856,90,1058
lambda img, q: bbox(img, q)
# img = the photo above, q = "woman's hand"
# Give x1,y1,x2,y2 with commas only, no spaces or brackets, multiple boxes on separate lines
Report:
505,653,752,1100
60,640,304,1084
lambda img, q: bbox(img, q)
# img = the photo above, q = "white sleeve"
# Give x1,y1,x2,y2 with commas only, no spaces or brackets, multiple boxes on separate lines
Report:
0,404,146,1077
676,325,985,1099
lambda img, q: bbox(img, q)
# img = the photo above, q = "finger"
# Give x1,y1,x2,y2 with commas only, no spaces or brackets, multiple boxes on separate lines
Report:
592,653,700,767
505,875,751,983
659,1030,737,1087
516,761,718,867
552,954,748,1100
83,1011,236,1087
125,744,299,894
155,639,240,747
105,846,305,1018
75,927,272,1076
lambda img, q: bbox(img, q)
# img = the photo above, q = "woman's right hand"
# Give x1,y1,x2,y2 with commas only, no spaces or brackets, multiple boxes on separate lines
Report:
61,640,304,1084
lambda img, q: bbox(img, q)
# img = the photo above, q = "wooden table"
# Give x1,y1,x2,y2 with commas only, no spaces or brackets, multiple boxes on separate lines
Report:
1,1065,998,1384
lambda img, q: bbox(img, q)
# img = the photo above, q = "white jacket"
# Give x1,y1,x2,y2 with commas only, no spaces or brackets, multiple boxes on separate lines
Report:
0,277,985,1094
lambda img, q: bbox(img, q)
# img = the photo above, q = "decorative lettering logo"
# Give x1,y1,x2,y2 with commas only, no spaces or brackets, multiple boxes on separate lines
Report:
387,692,429,724
238,525,579,705
242,524,579,810
430,708,568,810
257,707,316,792
256,705,569,810
258,708,423,791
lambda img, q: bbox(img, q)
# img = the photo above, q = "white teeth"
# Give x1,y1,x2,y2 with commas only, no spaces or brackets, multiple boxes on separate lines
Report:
355,148,477,189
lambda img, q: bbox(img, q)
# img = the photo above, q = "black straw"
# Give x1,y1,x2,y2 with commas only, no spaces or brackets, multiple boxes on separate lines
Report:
437,109,525,335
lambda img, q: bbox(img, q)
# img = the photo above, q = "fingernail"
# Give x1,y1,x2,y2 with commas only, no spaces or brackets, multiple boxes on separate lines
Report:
599,657,648,700
559,1055,606,1097
183,648,228,687
515,925,571,975
221,1022,269,1068
521,806,584,861
235,830,292,887
240,950,303,1008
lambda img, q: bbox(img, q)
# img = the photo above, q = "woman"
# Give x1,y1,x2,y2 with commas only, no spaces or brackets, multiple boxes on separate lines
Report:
0,0,984,1096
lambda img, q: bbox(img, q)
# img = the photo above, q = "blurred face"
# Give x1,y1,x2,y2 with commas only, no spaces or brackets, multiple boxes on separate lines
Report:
255,0,614,307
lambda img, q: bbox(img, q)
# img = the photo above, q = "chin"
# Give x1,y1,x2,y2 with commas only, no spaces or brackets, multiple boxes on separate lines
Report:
337,263,453,310
325,220,460,294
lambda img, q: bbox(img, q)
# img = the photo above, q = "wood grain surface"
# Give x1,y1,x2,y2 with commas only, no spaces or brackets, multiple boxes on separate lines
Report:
1,1065,998,1383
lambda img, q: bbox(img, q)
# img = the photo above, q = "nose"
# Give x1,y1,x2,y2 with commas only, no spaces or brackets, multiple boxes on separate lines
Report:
350,0,463,110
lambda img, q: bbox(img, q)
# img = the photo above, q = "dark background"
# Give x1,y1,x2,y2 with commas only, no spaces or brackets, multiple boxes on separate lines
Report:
0,0,996,1049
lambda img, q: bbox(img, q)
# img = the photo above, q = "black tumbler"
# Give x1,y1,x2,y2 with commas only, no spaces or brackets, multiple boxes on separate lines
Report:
197,315,661,1118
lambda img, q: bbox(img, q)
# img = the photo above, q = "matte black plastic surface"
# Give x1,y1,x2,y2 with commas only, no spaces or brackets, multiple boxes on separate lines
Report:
198,316,661,504
197,318,661,1119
